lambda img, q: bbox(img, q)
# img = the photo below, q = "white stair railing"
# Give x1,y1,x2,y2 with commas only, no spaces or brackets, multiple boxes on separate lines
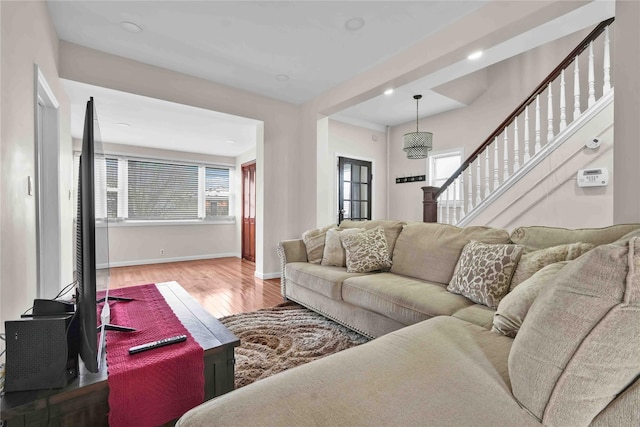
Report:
435,18,614,225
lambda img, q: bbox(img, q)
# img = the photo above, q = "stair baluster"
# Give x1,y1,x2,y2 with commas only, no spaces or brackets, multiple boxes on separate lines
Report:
535,95,542,153
493,137,500,190
560,69,567,131
574,56,581,119
503,129,509,182
523,106,531,162
603,26,611,94
588,41,596,107
484,148,490,198
467,167,480,212
547,83,554,144
513,117,520,172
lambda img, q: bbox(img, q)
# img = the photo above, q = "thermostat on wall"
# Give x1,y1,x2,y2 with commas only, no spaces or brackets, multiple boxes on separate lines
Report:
577,168,608,187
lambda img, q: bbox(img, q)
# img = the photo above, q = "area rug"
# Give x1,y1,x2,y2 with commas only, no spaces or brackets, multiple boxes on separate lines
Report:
219,302,369,388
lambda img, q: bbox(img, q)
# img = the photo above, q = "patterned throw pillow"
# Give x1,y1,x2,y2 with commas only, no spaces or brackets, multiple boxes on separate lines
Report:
301,225,336,264
341,226,392,273
509,242,595,290
447,240,523,309
321,228,364,267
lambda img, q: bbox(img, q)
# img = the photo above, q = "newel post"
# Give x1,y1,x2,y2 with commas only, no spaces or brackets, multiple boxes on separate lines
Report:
422,186,440,223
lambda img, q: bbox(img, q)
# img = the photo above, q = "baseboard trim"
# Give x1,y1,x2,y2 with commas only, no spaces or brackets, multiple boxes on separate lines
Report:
99,253,241,268
255,271,280,280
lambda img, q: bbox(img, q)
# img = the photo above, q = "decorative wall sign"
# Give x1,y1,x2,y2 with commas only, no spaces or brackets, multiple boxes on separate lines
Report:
395,175,426,184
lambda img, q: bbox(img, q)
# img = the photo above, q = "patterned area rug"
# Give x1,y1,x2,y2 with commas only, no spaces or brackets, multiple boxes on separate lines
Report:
219,302,369,388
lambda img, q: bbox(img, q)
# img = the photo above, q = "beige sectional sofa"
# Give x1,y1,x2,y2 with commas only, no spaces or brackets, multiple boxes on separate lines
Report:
178,221,640,426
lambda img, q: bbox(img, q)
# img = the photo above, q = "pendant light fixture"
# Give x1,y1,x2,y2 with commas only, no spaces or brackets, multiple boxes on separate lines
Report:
403,94,433,159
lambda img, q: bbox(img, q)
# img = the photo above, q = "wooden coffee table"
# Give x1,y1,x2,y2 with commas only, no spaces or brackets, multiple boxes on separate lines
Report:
1,281,239,426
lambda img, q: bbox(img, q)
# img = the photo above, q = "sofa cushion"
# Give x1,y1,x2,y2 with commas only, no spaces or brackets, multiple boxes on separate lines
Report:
451,304,495,329
492,261,568,338
447,241,522,309
509,223,640,253
391,222,510,284
285,262,369,300
509,237,640,426
341,226,392,273
509,242,594,290
177,317,541,427
301,224,336,264
321,228,364,267
339,219,405,258
591,378,640,427
342,273,474,325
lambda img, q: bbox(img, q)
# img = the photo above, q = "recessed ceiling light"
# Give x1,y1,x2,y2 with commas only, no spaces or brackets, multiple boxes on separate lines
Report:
226,139,237,144
120,21,143,34
345,17,365,31
117,122,131,127
384,88,394,96
467,50,483,60
275,74,290,82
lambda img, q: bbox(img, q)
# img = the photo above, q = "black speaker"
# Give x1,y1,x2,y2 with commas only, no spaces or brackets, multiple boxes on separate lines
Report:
4,315,79,392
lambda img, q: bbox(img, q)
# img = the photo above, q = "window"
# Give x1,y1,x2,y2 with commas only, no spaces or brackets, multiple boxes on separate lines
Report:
74,154,234,224
205,167,230,217
128,160,199,220
427,149,463,200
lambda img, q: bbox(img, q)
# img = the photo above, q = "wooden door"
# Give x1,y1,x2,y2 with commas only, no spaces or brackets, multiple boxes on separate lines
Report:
338,157,372,225
242,161,256,262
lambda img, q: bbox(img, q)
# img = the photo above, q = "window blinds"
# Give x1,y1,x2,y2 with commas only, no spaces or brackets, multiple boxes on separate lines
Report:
127,159,199,220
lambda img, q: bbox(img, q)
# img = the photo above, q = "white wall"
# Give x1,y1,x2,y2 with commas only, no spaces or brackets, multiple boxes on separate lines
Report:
59,42,300,278
1,1,73,336
326,119,388,224
613,0,640,223
386,28,589,221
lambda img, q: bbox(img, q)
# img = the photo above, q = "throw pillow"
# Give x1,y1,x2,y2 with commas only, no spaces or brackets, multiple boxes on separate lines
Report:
492,261,568,338
301,225,336,264
509,242,594,290
341,226,392,273
339,220,405,258
320,228,364,267
447,241,523,309
508,237,640,426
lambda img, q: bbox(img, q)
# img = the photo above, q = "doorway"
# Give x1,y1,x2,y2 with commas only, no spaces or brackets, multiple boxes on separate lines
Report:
241,161,256,262
35,66,61,298
338,157,372,225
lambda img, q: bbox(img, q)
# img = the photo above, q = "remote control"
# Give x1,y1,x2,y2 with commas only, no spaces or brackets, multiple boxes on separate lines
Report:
129,335,188,354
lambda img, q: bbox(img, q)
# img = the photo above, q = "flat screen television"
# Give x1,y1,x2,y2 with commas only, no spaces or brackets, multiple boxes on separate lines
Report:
76,97,134,373
76,96,101,373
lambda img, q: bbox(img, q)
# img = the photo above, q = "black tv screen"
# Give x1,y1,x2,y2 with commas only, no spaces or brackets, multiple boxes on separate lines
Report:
76,97,108,373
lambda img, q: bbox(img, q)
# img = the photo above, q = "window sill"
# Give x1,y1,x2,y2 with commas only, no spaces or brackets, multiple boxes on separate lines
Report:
95,218,236,228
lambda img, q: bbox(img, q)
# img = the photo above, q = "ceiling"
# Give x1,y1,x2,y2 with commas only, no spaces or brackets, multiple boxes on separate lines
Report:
48,0,614,156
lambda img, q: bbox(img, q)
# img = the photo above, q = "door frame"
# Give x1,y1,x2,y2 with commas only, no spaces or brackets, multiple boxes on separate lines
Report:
34,65,61,299
335,154,374,225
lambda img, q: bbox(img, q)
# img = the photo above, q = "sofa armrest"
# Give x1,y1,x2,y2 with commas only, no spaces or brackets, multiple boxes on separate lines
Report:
277,239,308,297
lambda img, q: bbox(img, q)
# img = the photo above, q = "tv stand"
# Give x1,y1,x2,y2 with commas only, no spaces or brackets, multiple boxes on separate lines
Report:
97,295,132,303
97,295,136,333
99,324,136,333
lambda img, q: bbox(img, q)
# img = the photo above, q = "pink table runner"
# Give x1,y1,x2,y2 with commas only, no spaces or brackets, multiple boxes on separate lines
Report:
97,284,204,426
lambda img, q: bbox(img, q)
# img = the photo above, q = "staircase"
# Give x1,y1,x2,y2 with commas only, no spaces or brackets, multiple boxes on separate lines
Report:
425,18,615,226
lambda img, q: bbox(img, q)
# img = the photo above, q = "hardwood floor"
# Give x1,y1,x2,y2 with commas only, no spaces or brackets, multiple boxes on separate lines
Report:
109,257,284,318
